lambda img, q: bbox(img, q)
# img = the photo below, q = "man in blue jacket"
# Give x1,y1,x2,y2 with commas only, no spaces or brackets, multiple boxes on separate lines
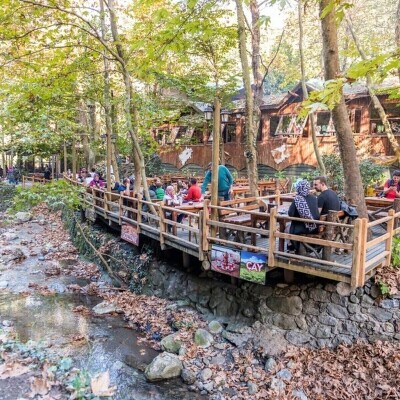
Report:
201,162,233,200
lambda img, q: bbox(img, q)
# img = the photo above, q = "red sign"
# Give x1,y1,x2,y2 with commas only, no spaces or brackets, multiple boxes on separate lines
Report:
121,224,139,246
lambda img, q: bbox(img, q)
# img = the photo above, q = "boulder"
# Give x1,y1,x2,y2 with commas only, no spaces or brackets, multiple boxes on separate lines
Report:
266,296,302,316
194,329,214,348
92,301,120,315
208,320,223,334
160,334,182,354
14,212,32,224
145,352,183,381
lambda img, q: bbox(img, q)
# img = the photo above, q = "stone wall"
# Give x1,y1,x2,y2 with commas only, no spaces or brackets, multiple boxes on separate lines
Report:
144,262,400,349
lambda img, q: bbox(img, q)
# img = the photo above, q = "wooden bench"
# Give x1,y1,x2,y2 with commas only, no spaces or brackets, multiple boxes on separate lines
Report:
217,197,261,242
297,210,352,261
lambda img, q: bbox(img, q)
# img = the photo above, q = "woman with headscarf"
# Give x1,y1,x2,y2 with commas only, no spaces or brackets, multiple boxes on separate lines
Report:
287,180,319,252
163,185,184,228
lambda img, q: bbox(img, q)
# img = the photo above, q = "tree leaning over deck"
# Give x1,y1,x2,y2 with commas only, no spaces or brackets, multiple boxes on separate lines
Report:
319,0,367,219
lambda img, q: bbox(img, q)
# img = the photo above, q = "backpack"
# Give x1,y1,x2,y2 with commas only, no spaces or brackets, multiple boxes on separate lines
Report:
340,200,358,219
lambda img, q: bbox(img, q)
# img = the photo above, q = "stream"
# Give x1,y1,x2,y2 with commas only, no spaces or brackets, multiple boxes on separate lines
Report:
0,210,206,399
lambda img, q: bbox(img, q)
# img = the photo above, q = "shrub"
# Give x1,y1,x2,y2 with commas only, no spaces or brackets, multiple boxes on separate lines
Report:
11,180,82,213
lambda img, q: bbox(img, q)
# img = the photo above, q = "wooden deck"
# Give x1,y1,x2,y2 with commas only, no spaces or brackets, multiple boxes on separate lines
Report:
24,176,400,288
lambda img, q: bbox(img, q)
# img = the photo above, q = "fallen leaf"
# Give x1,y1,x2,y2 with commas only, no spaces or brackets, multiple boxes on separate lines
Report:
29,376,52,397
91,371,116,397
0,361,31,379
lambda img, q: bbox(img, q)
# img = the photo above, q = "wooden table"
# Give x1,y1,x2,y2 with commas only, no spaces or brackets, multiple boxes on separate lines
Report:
251,204,289,250
169,201,204,236
364,197,394,208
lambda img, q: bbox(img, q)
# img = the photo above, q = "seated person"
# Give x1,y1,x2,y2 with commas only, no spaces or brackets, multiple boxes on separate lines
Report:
89,173,105,189
313,176,340,215
118,177,131,195
287,180,319,253
183,178,201,202
163,185,184,225
149,177,160,192
177,180,188,196
382,170,400,199
110,174,120,191
155,181,165,200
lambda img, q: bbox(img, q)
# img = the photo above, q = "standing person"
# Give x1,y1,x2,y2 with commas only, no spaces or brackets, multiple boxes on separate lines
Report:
44,165,51,181
313,176,340,215
7,166,15,184
0,166,3,180
287,180,319,253
200,162,233,201
381,170,400,199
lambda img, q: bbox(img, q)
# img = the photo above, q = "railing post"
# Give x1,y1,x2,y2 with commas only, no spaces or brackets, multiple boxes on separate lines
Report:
385,209,395,267
393,198,400,228
268,207,277,268
202,199,210,252
118,195,122,225
198,210,204,261
136,194,142,233
159,201,166,250
351,218,368,288
104,191,110,215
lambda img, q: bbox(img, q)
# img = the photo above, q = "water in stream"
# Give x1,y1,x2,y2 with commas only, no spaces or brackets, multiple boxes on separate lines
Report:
0,291,205,399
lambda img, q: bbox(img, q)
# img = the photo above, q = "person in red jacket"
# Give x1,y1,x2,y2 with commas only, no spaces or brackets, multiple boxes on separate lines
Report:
183,178,202,202
382,170,400,199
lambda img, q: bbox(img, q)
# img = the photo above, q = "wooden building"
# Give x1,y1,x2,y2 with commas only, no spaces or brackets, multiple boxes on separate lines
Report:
157,81,400,178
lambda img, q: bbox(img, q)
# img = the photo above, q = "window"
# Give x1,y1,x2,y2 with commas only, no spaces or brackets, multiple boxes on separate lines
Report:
269,116,280,137
257,119,263,141
353,109,362,133
316,112,335,135
269,115,307,136
222,123,236,143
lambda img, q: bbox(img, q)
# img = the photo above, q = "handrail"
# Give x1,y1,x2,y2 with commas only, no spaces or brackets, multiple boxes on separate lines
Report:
24,175,400,287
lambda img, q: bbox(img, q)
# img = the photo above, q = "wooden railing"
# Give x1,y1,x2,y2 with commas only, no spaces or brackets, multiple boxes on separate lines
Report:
29,175,399,287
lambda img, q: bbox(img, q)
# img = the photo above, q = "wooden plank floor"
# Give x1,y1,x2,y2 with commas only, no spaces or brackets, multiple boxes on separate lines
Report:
97,209,388,280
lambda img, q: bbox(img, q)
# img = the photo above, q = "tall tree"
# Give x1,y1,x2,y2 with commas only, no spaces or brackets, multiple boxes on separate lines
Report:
319,0,367,217
298,0,325,174
236,0,258,196
345,11,400,160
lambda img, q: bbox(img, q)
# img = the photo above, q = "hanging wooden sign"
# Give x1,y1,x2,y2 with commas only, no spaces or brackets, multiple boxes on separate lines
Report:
121,223,139,246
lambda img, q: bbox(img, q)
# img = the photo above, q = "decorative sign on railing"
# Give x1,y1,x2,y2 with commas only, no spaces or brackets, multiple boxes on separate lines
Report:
211,245,267,284
240,251,267,284
121,223,139,246
211,245,240,277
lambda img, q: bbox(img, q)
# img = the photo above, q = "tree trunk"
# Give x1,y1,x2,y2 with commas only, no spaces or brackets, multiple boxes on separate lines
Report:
78,99,90,169
100,0,113,191
236,0,258,196
110,91,120,182
298,0,325,174
107,0,151,201
396,0,400,80
320,0,367,218
346,12,400,159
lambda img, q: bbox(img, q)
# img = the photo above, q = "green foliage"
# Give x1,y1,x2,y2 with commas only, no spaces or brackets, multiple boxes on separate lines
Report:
274,170,287,179
377,280,390,296
11,180,82,213
391,236,400,267
317,154,384,193
358,159,385,189
67,370,91,400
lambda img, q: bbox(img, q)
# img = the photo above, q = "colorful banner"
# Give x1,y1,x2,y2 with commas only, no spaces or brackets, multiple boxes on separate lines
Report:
211,245,240,277
239,251,267,284
121,223,139,246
